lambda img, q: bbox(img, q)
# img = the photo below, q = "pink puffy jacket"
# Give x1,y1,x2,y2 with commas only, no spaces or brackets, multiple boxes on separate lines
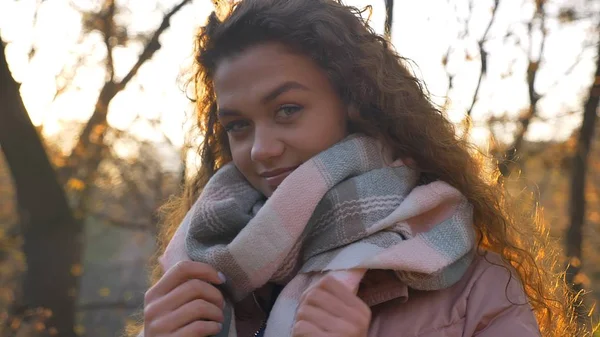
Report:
365,252,540,336
235,252,540,337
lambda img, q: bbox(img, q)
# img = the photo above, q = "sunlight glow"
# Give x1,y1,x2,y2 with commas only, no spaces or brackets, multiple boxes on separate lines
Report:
1,0,596,156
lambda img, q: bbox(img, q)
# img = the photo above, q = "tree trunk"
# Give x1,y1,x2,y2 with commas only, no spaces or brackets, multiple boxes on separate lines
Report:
384,0,394,40
0,40,81,336
565,30,600,323
0,2,193,335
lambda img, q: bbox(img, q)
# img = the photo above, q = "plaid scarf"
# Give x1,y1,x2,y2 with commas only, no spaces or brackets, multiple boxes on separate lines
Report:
160,135,476,337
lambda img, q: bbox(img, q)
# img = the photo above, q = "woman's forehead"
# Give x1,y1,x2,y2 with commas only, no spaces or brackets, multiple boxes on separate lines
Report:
213,43,331,106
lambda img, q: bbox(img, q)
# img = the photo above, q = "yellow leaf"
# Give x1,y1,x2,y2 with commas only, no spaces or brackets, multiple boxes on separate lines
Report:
74,324,86,335
34,322,45,331
92,124,107,136
586,190,599,203
53,156,67,168
573,272,591,287
0,287,14,302
10,317,21,330
589,211,600,223
70,264,83,277
98,287,110,297
67,178,85,191
569,257,581,268
91,124,107,143
124,291,133,301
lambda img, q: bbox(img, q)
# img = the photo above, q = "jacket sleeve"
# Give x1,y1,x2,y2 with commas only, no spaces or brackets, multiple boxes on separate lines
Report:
464,259,541,337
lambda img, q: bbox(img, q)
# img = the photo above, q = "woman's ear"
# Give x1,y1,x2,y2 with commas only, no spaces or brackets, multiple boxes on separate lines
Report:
347,103,360,120
346,103,360,133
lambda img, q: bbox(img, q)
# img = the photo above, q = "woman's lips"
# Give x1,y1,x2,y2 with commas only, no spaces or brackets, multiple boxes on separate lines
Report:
264,168,297,189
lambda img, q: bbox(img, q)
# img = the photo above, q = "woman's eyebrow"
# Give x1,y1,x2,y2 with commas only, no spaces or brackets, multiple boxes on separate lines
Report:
261,81,309,104
217,81,309,118
217,108,241,118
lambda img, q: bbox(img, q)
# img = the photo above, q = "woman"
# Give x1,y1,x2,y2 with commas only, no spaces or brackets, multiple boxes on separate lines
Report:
131,0,580,336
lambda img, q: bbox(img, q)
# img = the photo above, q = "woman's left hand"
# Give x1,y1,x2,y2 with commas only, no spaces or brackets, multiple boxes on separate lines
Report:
292,275,371,337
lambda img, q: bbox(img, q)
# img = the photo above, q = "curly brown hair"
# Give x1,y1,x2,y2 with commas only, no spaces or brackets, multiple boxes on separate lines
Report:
127,0,581,336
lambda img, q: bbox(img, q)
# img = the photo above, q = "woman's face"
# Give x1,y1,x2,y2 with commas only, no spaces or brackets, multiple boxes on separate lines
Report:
214,42,348,197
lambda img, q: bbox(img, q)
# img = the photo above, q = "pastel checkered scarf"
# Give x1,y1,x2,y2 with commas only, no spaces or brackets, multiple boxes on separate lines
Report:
160,135,475,337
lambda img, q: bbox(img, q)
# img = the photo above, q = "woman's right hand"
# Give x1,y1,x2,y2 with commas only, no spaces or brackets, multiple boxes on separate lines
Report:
143,260,226,336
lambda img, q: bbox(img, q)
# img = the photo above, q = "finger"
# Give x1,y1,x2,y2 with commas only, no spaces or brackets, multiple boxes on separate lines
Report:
146,279,225,320
296,301,342,332
146,261,224,303
152,299,224,333
318,275,368,309
302,277,371,327
292,319,323,337
300,288,346,318
173,320,222,337
299,275,345,303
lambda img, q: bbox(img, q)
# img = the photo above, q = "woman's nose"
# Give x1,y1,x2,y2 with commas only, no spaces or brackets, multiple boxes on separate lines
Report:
250,126,285,163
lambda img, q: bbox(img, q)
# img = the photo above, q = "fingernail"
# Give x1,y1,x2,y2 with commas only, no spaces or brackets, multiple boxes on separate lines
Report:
218,272,227,283
217,323,223,330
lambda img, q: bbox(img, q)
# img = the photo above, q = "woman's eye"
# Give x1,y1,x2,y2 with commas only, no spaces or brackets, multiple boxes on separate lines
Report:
275,105,302,118
224,120,250,133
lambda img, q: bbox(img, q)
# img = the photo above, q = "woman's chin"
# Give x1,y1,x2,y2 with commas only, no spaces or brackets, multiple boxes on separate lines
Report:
259,184,275,198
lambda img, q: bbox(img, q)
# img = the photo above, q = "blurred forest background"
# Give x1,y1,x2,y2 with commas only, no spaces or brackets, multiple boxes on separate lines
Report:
1,0,599,336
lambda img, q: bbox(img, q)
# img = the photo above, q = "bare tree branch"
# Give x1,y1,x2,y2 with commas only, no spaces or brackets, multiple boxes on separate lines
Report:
102,0,116,82
543,41,597,96
441,0,465,109
25,0,46,61
52,33,88,103
442,47,454,110
118,160,156,211
466,0,500,116
118,0,192,89
89,129,178,233
60,0,193,213
498,2,548,177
